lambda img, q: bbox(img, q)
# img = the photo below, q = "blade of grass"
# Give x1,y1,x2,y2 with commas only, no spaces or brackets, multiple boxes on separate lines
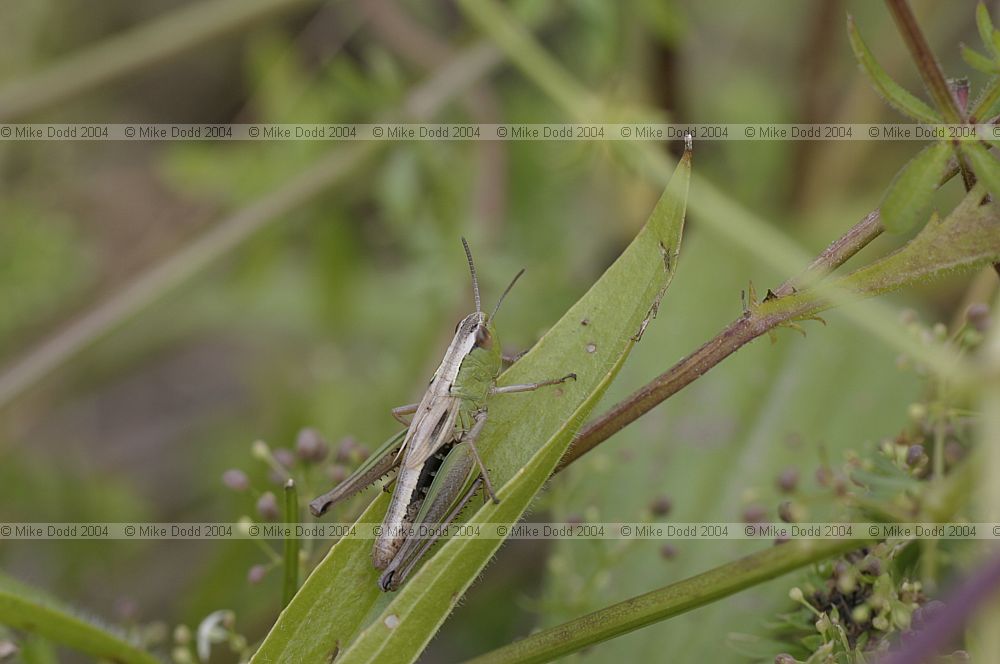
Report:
0,0,321,122
0,575,159,664
336,142,692,664
251,141,691,664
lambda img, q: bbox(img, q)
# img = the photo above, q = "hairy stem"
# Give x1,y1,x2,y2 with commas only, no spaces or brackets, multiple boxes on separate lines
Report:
774,209,884,297
884,0,963,123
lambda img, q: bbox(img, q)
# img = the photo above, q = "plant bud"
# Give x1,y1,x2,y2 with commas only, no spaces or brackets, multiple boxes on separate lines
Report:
256,492,280,521
650,495,672,517
222,469,250,492
295,428,329,462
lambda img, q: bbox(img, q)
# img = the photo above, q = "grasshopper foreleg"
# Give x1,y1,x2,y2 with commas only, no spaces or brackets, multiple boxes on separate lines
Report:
489,373,576,396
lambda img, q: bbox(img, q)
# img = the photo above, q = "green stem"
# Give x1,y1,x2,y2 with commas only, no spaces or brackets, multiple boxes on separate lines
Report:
0,0,321,122
454,0,599,117
463,539,867,664
283,479,300,607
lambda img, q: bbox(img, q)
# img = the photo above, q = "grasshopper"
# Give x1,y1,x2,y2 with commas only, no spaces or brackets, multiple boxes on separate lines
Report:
309,239,575,590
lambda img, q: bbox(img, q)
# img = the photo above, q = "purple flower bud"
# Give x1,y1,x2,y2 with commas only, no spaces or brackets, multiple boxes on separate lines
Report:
650,495,672,517
861,556,882,576
273,448,295,469
742,505,767,523
222,469,250,492
659,544,678,560
296,428,329,463
247,564,268,584
967,303,990,333
336,437,358,463
256,492,280,521
777,467,799,493
906,444,926,467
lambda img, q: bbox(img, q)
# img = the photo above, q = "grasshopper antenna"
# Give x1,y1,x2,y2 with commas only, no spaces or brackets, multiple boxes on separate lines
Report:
461,237,481,314
491,268,525,320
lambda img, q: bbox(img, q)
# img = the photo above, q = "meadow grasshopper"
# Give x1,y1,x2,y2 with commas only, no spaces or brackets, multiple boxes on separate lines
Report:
309,239,575,590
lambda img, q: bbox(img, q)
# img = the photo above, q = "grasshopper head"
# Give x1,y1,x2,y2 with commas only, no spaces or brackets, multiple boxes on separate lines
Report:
455,311,499,353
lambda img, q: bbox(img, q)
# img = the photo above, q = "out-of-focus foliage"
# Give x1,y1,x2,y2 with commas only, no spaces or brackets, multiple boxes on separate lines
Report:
0,0,996,662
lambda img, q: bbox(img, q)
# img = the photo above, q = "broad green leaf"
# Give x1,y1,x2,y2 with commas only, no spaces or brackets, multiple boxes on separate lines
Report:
847,16,941,123
962,43,999,75
0,574,159,664
978,2,999,57
251,148,691,664
879,141,951,233
961,140,1000,200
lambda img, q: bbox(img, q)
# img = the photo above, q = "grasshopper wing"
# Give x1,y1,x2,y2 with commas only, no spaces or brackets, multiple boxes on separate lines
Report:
378,443,481,591
398,394,461,471
309,429,406,517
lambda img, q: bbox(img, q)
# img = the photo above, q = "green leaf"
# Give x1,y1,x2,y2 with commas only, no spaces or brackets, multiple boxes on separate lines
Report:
847,15,942,123
250,149,692,664
0,574,159,664
961,140,1000,200
962,43,1000,74
879,141,951,234
979,2,1000,57
773,185,1000,311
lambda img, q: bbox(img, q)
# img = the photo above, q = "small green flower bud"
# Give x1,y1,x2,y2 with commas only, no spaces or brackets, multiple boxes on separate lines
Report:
173,624,192,644
251,440,270,460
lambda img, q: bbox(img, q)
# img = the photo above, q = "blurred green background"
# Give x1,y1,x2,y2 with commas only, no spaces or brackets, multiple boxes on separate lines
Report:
0,0,989,661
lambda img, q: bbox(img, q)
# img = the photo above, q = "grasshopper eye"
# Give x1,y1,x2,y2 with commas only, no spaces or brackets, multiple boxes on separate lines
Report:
475,324,493,349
